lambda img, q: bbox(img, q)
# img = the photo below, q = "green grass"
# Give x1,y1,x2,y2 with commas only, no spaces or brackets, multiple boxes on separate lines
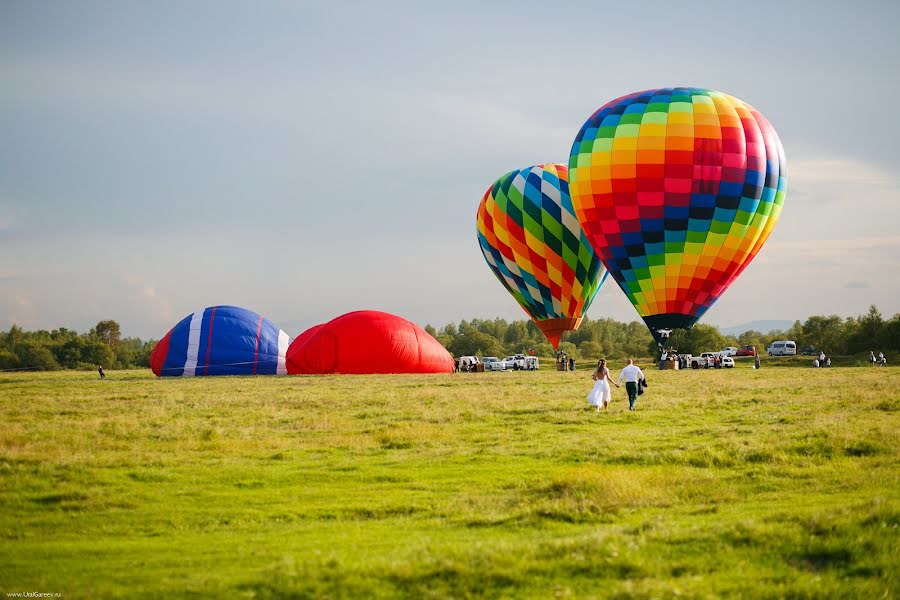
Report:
1,365,898,599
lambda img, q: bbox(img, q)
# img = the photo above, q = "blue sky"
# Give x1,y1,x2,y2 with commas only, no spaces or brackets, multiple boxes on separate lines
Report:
2,0,898,338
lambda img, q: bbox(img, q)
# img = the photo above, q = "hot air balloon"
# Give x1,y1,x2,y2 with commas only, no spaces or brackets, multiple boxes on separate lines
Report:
286,310,454,374
476,164,608,349
150,305,290,376
568,88,786,345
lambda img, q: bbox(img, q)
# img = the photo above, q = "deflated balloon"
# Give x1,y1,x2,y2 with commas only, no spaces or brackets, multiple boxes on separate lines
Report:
568,88,786,343
150,305,290,376
286,310,454,374
476,164,607,349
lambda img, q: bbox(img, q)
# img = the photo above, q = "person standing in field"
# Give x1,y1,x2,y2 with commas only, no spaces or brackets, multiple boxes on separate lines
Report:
617,358,644,412
587,359,618,411
869,351,876,367
98,365,105,379
755,353,761,370
878,351,885,367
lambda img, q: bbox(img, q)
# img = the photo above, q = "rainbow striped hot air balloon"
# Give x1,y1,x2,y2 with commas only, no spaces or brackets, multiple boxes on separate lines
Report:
568,88,787,344
476,164,608,348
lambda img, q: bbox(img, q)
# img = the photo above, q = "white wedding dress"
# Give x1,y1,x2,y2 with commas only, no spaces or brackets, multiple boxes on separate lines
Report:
586,369,612,407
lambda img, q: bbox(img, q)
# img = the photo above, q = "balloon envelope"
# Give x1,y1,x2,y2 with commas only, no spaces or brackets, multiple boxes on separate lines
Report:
476,164,607,348
150,305,290,376
568,88,786,343
286,310,454,374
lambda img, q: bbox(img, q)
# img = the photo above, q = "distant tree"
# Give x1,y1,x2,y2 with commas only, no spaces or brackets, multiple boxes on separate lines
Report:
15,343,60,371
880,315,900,352
0,349,20,370
801,315,846,354
50,327,78,343
81,341,116,368
846,305,884,354
504,321,528,347
116,337,154,368
578,341,602,361
531,342,554,359
737,330,767,351
447,331,505,358
424,324,437,337
55,338,87,369
92,320,122,349
1,325,25,350
786,320,804,343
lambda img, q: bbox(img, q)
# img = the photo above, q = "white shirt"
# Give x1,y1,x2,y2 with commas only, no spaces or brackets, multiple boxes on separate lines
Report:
618,364,644,384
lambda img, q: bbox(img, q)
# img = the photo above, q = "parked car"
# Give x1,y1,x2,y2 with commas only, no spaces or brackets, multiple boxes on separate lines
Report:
721,356,735,368
721,347,738,357
689,352,718,369
735,345,756,357
799,346,818,356
767,340,797,356
503,354,526,370
482,357,506,371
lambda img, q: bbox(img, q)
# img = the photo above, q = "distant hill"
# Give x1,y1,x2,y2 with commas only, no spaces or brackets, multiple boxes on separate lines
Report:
720,320,795,336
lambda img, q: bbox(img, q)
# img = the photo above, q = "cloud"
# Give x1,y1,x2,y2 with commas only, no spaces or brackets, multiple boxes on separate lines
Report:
789,157,898,188
0,55,322,127
420,91,572,161
0,203,17,231
845,281,870,289
121,274,173,329
763,236,900,257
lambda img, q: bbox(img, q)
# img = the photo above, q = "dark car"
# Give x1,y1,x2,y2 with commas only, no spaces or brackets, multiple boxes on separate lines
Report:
799,346,818,356
735,345,756,357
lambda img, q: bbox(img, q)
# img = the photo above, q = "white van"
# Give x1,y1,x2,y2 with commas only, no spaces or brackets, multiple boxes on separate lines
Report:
767,340,797,356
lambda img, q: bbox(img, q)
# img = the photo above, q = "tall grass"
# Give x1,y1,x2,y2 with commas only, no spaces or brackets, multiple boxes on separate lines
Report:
0,366,897,598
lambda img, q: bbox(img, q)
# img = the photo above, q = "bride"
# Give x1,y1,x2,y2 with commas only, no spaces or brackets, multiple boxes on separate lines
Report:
586,359,619,411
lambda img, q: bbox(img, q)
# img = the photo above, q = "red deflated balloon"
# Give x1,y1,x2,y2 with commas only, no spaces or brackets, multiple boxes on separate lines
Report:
286,310,454,374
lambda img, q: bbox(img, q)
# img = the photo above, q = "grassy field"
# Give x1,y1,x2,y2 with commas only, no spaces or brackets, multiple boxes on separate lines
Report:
1,362,898,599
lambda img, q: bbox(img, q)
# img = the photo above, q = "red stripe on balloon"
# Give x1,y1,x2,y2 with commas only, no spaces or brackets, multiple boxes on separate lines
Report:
203,306,216,376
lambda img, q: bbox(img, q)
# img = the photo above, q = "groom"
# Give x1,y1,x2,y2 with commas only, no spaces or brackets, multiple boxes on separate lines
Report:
617,358,645,412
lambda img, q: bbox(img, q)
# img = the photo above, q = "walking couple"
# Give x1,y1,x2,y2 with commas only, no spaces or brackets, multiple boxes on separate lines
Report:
587,358,645,412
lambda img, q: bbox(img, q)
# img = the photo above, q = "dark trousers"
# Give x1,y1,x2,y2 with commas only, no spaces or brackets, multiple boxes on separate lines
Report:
625,381,638,410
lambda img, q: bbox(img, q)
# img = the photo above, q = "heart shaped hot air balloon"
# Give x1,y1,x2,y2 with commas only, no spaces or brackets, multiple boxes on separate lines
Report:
568,88,787,344
476,164,608,348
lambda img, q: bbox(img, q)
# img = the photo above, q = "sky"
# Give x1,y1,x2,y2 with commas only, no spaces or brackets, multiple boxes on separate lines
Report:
1,0,899,339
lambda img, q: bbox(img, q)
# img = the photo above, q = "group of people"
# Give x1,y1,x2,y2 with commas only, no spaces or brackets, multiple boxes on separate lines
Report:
869,351,887,367
813,351,831,368
555,351,576,371
659,349,684,369
586,358,646,413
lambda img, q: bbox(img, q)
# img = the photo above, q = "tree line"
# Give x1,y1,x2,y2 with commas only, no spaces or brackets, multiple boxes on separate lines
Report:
1,305,896,371
0,320,154,371
424,304,899,360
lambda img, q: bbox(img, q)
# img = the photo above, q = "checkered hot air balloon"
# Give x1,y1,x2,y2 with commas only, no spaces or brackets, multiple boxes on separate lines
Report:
476,164,608,349
568,88,787,345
